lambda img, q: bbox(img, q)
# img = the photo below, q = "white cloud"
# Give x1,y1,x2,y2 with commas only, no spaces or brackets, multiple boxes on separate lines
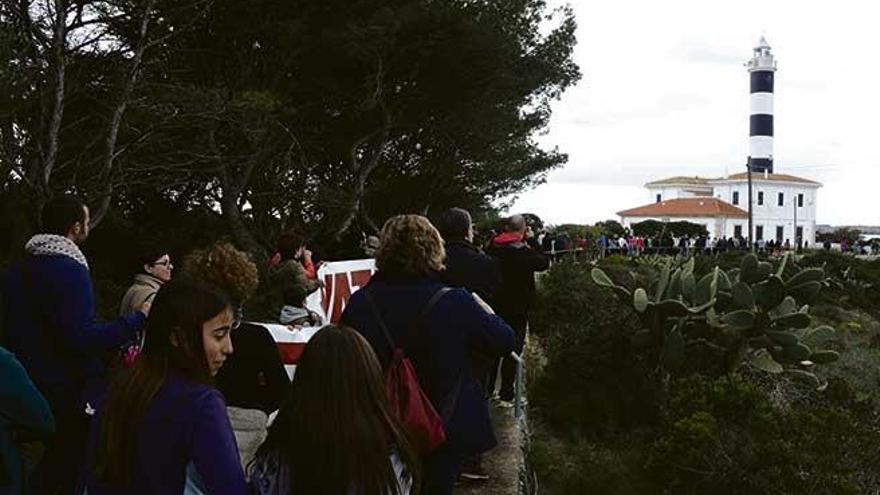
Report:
509,0,880,226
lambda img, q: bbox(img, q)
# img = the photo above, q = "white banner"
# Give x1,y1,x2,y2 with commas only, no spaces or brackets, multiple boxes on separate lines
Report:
305,258,376,324
265,258,376,378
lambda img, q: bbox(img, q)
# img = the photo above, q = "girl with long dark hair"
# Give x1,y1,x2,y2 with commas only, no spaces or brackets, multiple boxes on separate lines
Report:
83,279,248,494
250,325,418,495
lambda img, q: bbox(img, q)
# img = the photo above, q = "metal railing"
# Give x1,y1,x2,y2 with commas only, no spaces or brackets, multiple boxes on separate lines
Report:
510,351,525,420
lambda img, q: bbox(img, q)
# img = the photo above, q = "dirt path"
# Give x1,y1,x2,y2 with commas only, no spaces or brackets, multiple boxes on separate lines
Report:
454,403,523,495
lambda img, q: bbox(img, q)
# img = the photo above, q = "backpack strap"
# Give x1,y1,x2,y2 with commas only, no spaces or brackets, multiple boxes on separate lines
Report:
424,288,452,314
364,287,397,352
416,287,462,422
364,286,452,354
366,285,460,420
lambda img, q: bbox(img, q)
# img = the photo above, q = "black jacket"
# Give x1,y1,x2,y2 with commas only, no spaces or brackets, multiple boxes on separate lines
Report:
215,323,289,414
486,235,550,320
443,240,502,307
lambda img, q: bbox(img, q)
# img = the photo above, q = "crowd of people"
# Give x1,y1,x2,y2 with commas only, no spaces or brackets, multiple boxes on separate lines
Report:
538,230,819,260
0,195,549,495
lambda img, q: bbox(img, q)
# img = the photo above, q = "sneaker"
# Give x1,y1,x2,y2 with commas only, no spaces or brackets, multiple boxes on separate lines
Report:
460,464,490,481
497,399,515,409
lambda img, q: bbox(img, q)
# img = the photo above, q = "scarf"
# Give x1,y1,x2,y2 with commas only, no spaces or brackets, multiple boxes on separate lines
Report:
493,231,525,245
25,234,89,270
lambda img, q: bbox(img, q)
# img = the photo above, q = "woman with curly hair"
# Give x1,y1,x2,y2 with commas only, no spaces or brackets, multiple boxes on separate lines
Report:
181,242,289,473
341,215,516,495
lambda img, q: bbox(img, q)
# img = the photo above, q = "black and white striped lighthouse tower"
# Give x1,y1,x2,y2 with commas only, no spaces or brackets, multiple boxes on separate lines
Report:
747,36,776,173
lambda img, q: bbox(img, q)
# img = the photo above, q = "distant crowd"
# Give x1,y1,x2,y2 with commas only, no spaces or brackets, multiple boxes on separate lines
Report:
0,196,549,495
534,231,834,259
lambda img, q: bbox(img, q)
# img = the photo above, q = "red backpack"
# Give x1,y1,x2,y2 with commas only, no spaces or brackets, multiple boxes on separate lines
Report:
365,287,455,453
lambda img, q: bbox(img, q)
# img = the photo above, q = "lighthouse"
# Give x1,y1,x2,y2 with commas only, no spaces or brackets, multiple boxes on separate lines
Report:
747,36,776,173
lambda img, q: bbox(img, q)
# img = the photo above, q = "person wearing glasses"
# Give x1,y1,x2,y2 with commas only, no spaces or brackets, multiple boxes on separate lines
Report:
119,246,173,317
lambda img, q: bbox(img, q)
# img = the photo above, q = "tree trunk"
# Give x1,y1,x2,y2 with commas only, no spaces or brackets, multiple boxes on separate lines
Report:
330,130,389,241
40,0,68,199
90,0,157,228
218,152,267,265
219,188,267,266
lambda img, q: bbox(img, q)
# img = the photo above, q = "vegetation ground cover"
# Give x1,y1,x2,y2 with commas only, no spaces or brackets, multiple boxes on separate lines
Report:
527,251,880,494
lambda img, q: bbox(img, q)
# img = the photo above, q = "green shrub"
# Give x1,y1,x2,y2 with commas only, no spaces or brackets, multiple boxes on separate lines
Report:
529,255,880,495
798,251,880,317
529,426,654,495
530,260,660,435
649,375,880,495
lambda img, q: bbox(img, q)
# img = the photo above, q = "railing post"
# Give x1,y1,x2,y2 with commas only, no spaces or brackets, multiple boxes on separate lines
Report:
512,351,524,419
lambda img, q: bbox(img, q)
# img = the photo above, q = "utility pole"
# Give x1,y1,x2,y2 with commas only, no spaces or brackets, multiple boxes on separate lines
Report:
793,195,798,252
748,161,754,252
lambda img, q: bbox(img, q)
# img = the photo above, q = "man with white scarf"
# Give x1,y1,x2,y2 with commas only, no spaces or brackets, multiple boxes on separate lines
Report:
2,195,149,494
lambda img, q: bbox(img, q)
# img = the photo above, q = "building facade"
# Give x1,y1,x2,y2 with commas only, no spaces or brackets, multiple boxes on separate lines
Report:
624,172,821,244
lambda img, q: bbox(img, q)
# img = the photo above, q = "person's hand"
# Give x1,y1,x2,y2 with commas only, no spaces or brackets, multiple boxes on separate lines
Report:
472,292,495,315
138,300,152,317
286,324,303,332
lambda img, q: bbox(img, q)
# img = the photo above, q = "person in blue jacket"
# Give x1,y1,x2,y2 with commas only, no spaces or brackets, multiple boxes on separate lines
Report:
83,278,247,495
341,215,516,495
0,346,55,495
2,195,148,494
434,207,503,481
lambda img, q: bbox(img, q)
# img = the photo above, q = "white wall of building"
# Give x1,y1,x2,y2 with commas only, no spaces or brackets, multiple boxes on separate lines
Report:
646,185,713,203
710,180,818,245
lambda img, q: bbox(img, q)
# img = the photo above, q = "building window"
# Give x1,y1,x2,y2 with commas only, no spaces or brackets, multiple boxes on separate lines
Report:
734,225,743,238
757,191,764,206
732,191,739,205
798,193,804,207
777,192,784,206
756,225,764,240
796,226,804,243
776,226,784,242
656,194,662,203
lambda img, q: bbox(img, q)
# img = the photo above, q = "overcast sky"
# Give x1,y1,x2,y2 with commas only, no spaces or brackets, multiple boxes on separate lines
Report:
508,0,880,227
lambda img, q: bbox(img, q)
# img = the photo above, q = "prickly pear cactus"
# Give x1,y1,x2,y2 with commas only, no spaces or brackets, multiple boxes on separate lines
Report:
591,252,838,386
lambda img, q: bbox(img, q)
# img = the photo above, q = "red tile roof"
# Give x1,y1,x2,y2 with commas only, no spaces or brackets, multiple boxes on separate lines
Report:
618,197,749,218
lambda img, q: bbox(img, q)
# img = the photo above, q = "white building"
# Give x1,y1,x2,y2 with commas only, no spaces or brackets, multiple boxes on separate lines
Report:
617,37,822,246
619,172,821,244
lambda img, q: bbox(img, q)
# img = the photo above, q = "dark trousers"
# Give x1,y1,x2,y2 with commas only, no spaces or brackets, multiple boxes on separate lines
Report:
28,406,89,495
491,314,527,401
421,442,462,495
